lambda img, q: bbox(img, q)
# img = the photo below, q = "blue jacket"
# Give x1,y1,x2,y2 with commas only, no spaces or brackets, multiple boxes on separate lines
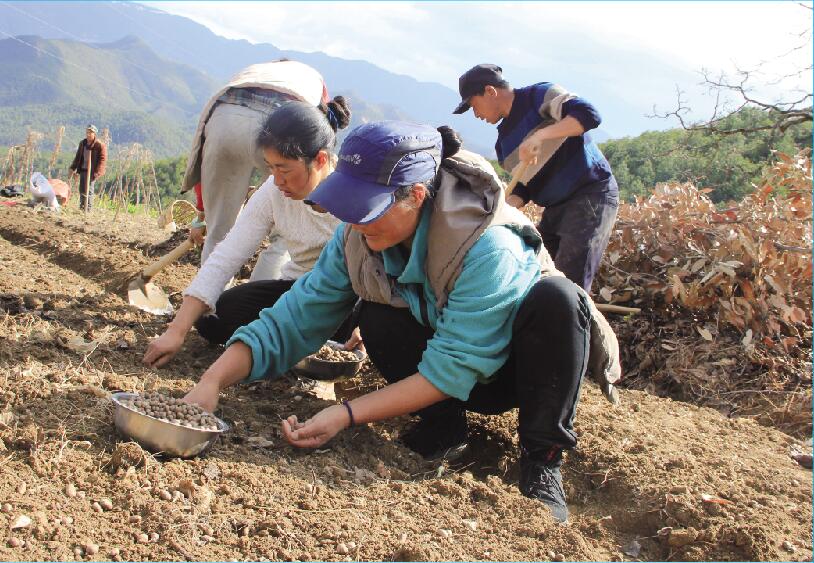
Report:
496,83,617,207
227,204,541,401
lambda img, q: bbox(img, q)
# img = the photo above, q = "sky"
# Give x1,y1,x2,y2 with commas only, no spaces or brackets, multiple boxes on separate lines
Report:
147,1,812,138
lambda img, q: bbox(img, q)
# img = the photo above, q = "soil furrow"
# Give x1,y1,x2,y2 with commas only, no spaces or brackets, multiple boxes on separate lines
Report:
0,204,810,562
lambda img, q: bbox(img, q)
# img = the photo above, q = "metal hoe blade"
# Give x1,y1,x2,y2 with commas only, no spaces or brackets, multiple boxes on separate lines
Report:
127,277,173,315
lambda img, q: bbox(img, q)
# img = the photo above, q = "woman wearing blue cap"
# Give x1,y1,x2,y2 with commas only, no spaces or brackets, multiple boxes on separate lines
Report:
184,120,620,523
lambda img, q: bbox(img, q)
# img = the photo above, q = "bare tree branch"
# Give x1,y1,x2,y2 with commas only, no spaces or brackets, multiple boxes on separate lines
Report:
650,4,812,136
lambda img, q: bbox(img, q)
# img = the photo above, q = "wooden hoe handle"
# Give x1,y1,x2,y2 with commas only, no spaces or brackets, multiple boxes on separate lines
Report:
506,161,530,196
142,239,194,280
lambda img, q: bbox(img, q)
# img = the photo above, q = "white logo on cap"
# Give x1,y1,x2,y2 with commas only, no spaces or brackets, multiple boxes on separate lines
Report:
340,153,362,165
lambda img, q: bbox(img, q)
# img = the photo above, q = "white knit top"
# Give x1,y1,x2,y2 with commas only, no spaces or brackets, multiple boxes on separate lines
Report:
184,176,341,311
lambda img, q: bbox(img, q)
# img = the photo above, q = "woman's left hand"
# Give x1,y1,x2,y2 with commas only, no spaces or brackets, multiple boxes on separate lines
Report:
343,327,365,354
281,404,350,449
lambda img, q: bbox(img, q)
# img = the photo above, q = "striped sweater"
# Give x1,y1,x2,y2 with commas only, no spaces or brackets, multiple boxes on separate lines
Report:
496,83,617,207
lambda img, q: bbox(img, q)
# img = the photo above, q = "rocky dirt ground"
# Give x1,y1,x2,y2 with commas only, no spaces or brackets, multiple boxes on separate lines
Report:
0,202,811,562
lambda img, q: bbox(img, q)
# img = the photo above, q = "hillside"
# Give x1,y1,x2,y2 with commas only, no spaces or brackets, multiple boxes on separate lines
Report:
0,35,215,114
0,34,216,157
0,1,495,155
600,107,813,203
0,33,456,160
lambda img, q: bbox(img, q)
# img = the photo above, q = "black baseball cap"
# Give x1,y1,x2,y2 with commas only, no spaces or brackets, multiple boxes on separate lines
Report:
453,63,504,114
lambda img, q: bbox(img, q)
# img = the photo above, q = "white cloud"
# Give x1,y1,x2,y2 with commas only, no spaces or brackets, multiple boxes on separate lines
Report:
147,1,812,136
152,1,810,83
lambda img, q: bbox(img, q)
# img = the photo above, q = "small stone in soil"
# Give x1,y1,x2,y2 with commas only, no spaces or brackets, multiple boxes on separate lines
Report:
84,543,99,555
11,515,32,529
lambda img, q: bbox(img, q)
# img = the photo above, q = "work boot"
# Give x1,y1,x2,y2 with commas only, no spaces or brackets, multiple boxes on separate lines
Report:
519,450,568,523
402,410,468,462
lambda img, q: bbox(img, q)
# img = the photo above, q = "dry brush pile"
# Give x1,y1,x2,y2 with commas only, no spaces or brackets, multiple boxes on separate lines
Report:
594,150,812,436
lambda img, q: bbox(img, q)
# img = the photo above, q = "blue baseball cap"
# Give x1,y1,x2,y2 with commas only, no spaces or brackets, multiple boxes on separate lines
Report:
306,121,442,224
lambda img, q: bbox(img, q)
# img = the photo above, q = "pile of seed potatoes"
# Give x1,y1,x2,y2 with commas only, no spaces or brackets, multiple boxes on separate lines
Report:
314,345,360,362
118,392,220,431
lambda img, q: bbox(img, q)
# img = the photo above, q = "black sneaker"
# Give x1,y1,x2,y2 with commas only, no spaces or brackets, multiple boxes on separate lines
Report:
519,452,569,523
402,413,468,462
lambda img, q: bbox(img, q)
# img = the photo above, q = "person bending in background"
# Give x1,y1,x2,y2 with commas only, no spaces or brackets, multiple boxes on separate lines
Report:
453,64,618,293
181,59,331,279
143,98,351,368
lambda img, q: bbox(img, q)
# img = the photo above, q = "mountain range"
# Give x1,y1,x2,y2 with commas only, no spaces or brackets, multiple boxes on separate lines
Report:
0,0,518,158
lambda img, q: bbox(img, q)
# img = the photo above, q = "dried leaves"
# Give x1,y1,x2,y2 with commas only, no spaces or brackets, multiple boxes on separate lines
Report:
600,150,811,347
595,150,812,436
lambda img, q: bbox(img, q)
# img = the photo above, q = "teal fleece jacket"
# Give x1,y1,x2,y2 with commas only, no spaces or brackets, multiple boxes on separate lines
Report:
227,204,541,401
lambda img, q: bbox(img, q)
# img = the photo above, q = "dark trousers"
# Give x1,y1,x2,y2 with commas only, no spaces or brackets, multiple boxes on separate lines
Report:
195,279,296,344
358,275,590,458
78,172,95,211
195,278,358,346
539,191,618,292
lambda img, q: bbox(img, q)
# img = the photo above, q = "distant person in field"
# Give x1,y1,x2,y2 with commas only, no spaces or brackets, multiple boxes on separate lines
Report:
453,64,618,293
28,172,60,210
181,59,332,279
143,98,352,368
69,124,107,211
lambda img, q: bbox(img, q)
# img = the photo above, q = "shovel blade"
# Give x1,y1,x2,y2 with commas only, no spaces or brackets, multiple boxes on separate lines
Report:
127,278,173,315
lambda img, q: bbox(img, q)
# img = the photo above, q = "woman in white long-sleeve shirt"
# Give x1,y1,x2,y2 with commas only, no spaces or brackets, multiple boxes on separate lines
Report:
143,98,351,368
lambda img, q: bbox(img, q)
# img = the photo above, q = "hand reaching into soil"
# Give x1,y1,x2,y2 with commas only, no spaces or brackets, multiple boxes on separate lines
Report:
143,296,209,368
143,328,185,368
281,405,350,449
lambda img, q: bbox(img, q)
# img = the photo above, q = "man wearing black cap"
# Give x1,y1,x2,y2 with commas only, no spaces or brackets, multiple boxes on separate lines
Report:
69,124,107,211
453,64,618,293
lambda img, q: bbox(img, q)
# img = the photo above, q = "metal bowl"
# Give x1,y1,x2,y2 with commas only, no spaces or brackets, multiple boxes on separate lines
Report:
111,392,229,458
292,340,367,381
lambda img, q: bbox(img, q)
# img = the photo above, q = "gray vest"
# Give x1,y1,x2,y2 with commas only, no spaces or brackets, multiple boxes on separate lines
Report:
343,150,621,403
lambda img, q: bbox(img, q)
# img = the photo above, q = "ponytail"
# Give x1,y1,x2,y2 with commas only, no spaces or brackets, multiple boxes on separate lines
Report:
256,96,353,161
437,125,462,160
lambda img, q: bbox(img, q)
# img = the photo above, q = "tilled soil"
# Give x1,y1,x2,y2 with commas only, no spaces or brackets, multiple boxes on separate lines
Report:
0,203,811,562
